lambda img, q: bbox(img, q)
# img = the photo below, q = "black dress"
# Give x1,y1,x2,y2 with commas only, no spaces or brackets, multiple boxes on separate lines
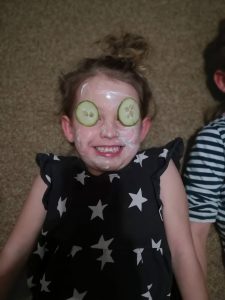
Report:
27,138,183,300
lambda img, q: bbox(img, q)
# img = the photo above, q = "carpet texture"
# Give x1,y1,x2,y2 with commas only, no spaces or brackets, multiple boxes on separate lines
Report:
0,0,225,299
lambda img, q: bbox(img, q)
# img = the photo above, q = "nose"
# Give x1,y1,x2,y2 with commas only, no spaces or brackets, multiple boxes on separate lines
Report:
100,119,119,139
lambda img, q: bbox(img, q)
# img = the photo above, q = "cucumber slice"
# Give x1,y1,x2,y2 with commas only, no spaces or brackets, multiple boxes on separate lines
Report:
75,100,99,126
118,97,140,126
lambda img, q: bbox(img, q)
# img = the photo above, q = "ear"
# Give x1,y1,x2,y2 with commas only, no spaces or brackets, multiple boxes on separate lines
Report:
214,70,225,92
61,115,74,143
140,117,151,142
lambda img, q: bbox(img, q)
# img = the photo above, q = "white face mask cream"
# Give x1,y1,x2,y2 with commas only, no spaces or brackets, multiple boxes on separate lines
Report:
68,74,148,175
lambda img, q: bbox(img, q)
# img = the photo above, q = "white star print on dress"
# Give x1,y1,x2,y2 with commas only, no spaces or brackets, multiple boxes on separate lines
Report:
42,229,48,236
75,171,90,185
159,148,168,159
89,200,108,220
66,288,87,300
109,173,120,182
141,284,153,299
40,274,51,292
33,242,45,259
151,238,163,255
91,235,114,250
133,248,144,265
54,245,59,254
45,174,51,183
57,197,67,217
97,249,114,270
53,155,60,160
159,205,163,221
69,245,82,257
128,188,148,211
134,152,148,167
27,276,35,288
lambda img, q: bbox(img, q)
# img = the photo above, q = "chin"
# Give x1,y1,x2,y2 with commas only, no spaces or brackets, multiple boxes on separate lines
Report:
103,162,127,172
87,157,131,175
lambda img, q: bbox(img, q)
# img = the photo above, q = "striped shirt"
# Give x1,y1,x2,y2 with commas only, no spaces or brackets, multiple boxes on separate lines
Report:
184,115,225,251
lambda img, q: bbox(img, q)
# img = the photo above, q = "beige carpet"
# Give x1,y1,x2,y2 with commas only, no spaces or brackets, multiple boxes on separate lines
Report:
0,0,225,299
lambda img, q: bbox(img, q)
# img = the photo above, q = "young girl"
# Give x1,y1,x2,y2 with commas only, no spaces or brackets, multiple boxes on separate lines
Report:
184,19,225,277
0,33,208,299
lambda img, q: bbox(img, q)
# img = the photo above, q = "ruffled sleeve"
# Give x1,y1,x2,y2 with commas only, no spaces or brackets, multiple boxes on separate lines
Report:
36,153,59,209
147,138,184,208
36,153,55,185
155,137,184,177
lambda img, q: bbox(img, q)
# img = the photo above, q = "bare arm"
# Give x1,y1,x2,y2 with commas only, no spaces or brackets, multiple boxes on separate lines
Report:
183,126,225,280
0,175,47,300
190,221,211,277
161,161,208,300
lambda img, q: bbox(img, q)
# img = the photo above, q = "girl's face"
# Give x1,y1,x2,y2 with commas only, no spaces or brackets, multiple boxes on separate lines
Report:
62,74,151,175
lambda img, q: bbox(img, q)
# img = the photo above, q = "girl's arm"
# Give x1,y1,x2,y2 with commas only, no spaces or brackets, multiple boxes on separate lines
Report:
160,160,208,300
190,221,211,277
0,175,47,300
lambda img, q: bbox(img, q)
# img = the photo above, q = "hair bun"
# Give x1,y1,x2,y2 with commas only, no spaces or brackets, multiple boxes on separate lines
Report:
97,33,149,67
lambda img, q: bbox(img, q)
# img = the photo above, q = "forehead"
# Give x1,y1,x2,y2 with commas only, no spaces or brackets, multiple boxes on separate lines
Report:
77,74,139,101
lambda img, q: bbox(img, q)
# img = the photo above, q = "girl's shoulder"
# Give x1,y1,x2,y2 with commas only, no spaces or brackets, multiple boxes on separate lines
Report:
35,153,83,185
137,137,184,176
204,114,225,130
196,115,225,143
36,153,80,167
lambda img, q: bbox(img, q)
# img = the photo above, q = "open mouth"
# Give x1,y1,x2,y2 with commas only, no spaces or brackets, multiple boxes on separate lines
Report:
95,146,123,156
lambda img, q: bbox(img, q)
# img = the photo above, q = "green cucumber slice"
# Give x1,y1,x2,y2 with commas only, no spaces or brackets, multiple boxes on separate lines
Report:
75,100,99,126
118,97,140,126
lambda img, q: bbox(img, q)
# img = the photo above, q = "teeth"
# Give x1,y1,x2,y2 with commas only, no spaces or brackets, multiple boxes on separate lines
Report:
96,146,120,153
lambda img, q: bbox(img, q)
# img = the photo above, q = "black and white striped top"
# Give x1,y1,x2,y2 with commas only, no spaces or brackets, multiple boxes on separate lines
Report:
184,115,225,250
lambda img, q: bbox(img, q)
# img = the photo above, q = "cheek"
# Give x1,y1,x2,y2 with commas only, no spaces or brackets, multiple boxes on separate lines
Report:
73,127,96,150
118,126,141,147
